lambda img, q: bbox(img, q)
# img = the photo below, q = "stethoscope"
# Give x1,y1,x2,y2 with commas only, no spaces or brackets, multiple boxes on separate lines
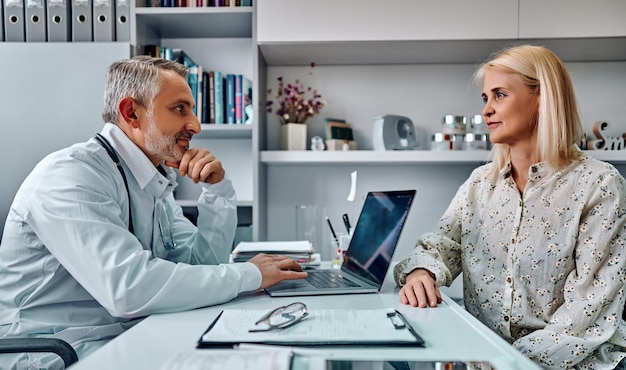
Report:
94,133,135,234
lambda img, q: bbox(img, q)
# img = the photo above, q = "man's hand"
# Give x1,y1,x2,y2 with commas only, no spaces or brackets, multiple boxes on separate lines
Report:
247,253,308,289
165,147,225,184
398,268,442,308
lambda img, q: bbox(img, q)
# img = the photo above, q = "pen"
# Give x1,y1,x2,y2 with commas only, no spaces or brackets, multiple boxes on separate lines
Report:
342,213,351,233
326,217,338,244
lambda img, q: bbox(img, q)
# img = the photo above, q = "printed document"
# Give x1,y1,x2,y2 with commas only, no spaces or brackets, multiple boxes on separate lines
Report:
199,308,422,346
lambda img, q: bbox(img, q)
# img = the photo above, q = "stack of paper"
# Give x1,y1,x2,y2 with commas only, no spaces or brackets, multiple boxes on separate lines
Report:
230,241,319,267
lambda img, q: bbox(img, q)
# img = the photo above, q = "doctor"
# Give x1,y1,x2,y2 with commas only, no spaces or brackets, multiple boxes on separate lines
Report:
0,55,307,369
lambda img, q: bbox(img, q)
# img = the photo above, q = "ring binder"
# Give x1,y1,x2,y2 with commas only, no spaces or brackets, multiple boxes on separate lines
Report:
0,0,4,41
46,0,70,41
71,0,92,41
3,0,25,42
113,0,129,41
93,0,113,41
25,0,46,41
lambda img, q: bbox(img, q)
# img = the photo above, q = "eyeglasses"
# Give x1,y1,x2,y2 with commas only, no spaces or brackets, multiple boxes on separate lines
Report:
249,302,309,332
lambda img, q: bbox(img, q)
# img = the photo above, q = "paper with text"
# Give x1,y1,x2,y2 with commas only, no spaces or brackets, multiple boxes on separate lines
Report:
201,308,419,344
160,349,292,370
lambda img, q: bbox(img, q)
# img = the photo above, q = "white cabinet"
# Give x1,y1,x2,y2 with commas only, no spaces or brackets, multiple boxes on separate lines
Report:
258,0,519,66
258,0,518,42
519,0,626,39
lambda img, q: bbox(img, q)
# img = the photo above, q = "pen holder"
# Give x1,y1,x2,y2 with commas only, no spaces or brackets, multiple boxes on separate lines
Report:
332,232,352,268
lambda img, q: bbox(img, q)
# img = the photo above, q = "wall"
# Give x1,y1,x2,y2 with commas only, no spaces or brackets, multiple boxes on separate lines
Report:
0,43,131,239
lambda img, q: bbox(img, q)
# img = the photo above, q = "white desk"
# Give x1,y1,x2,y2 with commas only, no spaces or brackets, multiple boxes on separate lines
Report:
70,278,541,370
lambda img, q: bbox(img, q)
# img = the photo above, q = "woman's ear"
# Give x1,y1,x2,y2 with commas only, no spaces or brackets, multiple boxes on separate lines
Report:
119,97,139,128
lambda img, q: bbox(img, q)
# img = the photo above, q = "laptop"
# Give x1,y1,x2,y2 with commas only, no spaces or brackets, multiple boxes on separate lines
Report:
265,189,416,297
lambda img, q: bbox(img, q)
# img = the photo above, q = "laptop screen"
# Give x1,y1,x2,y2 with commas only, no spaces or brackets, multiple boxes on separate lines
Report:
342,190,416,285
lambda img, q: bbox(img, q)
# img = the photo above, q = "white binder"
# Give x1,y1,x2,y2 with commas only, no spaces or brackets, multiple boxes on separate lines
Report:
92,0,113,41
71,0,92,41
46,0,70,41
25,0,46,41
114,0,128,42
3,0,25,42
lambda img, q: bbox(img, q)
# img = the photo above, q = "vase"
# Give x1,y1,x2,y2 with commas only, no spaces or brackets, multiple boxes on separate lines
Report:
280,123,307,150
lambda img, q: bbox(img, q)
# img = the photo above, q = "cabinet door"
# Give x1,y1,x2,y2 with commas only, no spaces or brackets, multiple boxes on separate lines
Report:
258,0,518,42
519,0,626,38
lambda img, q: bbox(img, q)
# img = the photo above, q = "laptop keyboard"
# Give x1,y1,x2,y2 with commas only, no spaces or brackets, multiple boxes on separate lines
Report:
306,271,361,289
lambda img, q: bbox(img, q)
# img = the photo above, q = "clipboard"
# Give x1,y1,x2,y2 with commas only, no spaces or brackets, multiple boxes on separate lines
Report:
197,308,424,348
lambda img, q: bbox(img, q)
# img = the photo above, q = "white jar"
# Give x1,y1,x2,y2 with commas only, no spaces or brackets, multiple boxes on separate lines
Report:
470,115,489,135
442,115,466,136
465,133,490,150
431,133,454,151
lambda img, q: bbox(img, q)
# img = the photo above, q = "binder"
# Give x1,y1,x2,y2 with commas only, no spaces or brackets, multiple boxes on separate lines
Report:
0,0,4,41
71,0,92,41
92,0,113,41
3,0,25,42
25,0,46,41
46,0,70,41
113,0,129,41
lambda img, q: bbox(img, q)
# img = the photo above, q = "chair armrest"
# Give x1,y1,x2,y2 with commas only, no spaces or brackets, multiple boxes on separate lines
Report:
0,338,78,368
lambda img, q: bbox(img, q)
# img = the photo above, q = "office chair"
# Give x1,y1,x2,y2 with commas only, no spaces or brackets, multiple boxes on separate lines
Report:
0,337,78,368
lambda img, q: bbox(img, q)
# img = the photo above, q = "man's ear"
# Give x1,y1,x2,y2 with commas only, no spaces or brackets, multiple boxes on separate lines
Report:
119,97,139,128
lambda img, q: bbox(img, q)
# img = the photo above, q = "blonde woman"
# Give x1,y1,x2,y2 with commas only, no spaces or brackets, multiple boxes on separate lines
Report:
395,45,626,368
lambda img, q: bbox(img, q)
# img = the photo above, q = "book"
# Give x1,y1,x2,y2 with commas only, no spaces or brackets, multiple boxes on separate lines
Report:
207,71,216,123
196,65,203,121
224,74,236,124
242,76,253,124
235,74,253,124
201,71,209,123
214,71,224,124
187,65,199,117
235,74,243,124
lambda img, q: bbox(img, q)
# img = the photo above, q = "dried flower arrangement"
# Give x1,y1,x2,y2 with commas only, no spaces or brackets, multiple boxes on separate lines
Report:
266,63,325,124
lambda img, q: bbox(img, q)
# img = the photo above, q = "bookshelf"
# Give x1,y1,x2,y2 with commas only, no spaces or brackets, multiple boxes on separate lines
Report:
132,3,257,211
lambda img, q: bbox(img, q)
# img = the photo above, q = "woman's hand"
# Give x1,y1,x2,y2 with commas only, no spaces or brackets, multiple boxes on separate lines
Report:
398,268,442,308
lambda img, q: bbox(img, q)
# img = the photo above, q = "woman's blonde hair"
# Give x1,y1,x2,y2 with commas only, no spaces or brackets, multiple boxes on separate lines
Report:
474,44,583,173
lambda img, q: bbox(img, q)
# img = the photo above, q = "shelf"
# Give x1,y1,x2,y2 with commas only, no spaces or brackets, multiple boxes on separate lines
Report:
259,37,626,66
261,150,491,165
260,150,626,165
193,124,252,139
134,7,253,39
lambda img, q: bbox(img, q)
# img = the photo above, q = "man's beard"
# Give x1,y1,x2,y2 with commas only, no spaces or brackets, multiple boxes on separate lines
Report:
144,114,191,163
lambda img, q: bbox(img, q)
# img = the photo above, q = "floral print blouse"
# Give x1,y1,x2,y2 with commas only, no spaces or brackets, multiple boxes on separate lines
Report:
394,151,626,369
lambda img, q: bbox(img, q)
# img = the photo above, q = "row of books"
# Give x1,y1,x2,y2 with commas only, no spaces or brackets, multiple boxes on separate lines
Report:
143,0,251,7
1,0,130,42
145,45,253,125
